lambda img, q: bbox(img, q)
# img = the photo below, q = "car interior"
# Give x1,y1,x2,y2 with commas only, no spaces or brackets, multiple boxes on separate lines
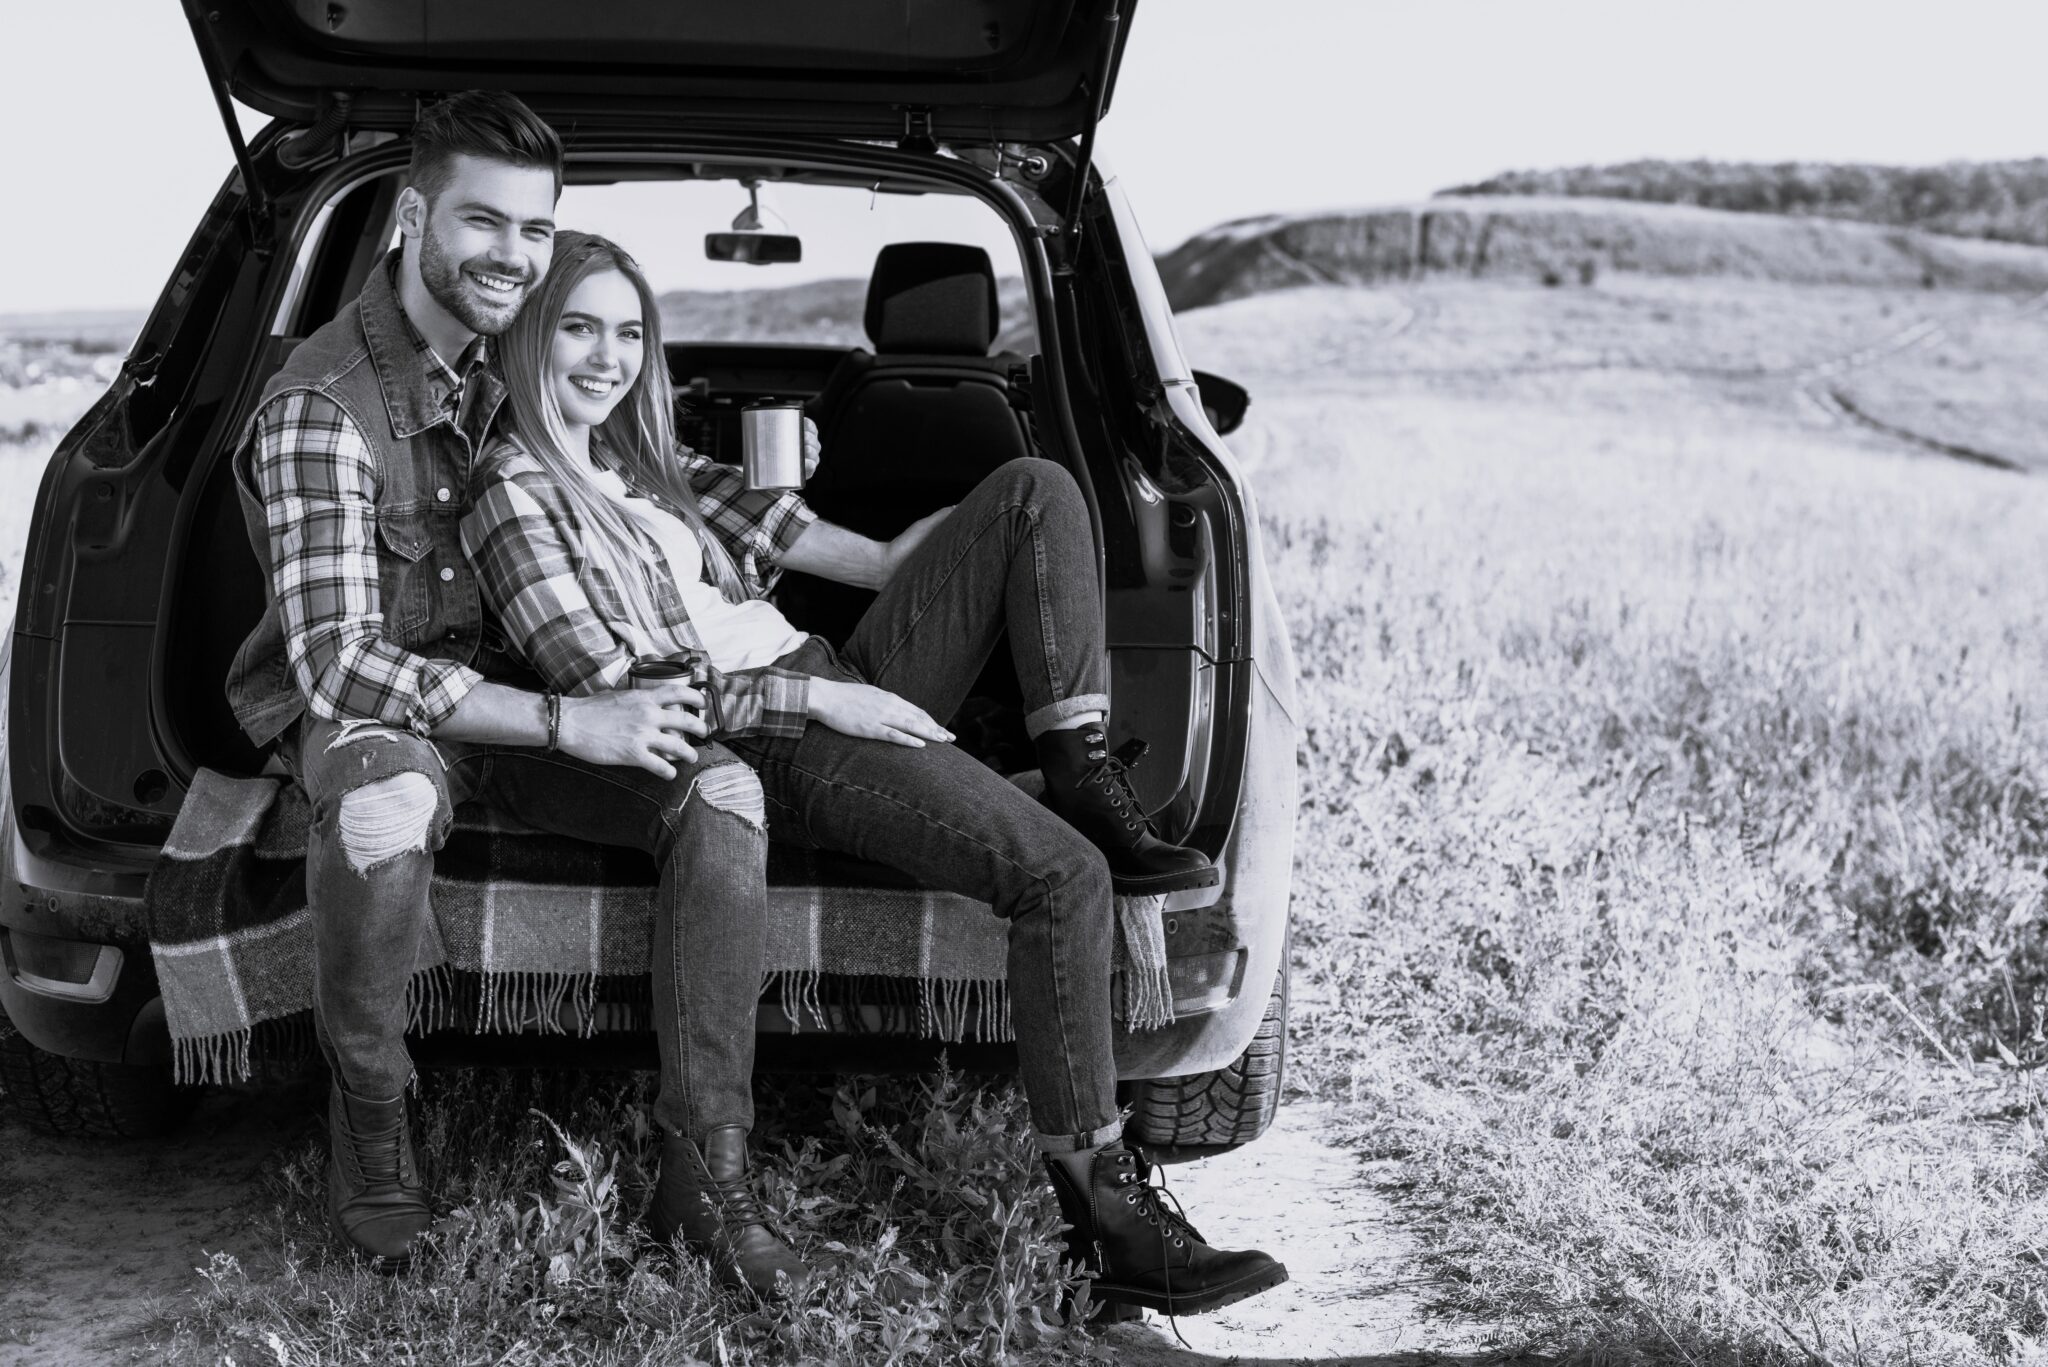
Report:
163,162,1050,786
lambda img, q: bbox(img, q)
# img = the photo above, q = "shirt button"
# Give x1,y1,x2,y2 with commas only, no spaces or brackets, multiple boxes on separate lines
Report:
436,487,451,502
439,567,455,582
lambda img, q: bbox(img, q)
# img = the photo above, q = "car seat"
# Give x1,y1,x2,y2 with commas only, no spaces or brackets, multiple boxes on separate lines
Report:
777,243,1034,649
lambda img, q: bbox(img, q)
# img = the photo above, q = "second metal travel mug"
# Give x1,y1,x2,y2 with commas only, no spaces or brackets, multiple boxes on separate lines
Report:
741,400,806,491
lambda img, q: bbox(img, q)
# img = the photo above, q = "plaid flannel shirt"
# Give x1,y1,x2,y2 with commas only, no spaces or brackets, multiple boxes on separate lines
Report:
249,332,492,736
461,439,819,739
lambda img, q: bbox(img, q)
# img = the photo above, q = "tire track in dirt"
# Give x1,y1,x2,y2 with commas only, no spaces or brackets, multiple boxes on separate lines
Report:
1792,288,2048,470
1102,1103,1494,1366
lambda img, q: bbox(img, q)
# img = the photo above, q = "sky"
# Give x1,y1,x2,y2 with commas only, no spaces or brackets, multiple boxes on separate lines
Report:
5,1,2048,313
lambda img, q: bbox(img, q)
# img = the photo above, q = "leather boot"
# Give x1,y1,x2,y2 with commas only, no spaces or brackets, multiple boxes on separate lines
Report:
648,1125,811,1299
1036,726,1219,895
326,1082,429,1271
1045,1142,1287,1316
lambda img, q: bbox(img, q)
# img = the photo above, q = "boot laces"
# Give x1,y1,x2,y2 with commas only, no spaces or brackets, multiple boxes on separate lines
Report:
1070,733,1155,835
1113,1149,1199,1350
704,1174,771,1231
1113,1151,1203,1250
342,1109,409,1188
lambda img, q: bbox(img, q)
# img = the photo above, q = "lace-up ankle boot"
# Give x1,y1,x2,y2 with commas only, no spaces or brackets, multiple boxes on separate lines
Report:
327,1082,429,1271
649,1125,811,1300
1036,726,1219,895
1045,1141,1287,1316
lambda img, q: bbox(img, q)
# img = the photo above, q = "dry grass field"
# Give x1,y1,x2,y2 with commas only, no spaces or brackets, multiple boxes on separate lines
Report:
2,260,2047,1364
1175,274,2048,1366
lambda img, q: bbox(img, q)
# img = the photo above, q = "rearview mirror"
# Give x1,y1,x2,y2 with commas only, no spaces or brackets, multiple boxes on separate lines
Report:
705,232,802,265
1192,370,1249,435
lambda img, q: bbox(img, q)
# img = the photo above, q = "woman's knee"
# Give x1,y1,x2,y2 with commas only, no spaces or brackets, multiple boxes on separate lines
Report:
990,456,1083,515
1032,824,1114,912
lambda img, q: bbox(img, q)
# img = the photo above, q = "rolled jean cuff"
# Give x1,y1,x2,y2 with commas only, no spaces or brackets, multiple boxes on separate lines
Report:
1023,693,1112,741
1034,1117,1124,1156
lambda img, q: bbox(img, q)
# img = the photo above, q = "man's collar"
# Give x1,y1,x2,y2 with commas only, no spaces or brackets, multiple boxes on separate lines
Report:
360,250,495,440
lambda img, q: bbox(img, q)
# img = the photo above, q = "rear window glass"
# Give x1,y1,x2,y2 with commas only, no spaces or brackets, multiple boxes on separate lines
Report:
368,177,1035,352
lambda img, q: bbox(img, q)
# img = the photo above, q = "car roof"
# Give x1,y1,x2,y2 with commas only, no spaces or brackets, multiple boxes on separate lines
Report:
188,0,1138,142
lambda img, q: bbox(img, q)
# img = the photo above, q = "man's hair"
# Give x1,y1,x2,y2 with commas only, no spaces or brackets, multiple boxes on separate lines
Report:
407,91,564,201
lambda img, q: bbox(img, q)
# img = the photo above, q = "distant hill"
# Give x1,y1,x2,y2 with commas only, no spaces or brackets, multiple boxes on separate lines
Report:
0,310,148,350
658,276,1033,350
1442,159,2048,247
1155,198,2048,311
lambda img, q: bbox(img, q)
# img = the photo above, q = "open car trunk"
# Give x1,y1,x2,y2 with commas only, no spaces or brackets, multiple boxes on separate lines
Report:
188,0,1136,141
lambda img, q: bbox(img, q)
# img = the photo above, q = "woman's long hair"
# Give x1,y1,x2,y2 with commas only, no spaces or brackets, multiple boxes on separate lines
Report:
497,231,748,648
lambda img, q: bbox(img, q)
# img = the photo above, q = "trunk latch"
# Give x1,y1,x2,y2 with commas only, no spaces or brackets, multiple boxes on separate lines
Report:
897,106,937,154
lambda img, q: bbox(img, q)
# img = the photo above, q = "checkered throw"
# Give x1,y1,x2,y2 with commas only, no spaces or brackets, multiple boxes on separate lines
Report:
145,768,1173,1084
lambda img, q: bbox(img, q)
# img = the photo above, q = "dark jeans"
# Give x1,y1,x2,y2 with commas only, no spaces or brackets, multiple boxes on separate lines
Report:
728,457,1122,1151
290,715,768,1144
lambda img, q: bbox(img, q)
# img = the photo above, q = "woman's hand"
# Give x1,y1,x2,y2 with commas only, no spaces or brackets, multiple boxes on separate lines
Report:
802,416,822,482
806,679,953,748
557,683,709,779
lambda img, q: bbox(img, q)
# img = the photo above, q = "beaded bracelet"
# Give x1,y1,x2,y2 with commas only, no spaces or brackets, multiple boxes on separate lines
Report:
545,692,562,752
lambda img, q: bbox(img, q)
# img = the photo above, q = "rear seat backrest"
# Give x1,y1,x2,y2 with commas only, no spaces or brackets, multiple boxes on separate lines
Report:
783,244,1033,647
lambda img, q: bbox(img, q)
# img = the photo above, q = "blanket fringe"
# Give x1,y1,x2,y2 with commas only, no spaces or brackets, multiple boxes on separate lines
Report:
1114,895,1176,1032
916,976,1011,1043
474,970,584,1036
172,1028,250,1086
772,968,825,1032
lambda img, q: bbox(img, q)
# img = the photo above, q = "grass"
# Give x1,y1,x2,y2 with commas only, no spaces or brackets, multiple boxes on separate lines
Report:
1181,277,2048,1365
152,1066,1104,1366
13,266,2048,1363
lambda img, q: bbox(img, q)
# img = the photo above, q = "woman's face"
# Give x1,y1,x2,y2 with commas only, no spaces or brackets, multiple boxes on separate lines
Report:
548,268,645,430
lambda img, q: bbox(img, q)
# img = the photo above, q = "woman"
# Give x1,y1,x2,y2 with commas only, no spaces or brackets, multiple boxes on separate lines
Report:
462,232,1285,1316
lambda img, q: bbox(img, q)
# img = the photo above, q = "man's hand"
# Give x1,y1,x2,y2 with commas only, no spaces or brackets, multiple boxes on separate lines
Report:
557,683,709,779
802,416,822,482
806,679,953,748
882,507,954,585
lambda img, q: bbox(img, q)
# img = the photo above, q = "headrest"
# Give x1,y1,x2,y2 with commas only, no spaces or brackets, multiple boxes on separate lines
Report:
865,243,999,356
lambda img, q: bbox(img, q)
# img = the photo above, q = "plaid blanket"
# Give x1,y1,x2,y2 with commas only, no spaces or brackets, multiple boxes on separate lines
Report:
146,768,1172,1084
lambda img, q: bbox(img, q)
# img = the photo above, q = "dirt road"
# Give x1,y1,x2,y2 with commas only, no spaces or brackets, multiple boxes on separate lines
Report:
0,1092,1483,1365
0,1085,316,1364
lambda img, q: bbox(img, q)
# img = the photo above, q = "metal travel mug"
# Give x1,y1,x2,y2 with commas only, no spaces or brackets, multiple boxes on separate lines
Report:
741,400,806,491
628,653,708,713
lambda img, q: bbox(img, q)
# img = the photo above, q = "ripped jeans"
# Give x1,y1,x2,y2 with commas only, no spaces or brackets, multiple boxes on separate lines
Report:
289,715,769,1142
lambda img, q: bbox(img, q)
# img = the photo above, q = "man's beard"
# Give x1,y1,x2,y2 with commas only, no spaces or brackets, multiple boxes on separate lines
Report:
418,224,531,337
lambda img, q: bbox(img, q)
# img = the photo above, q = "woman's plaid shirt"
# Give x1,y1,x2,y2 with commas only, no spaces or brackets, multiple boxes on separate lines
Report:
460,437,819,738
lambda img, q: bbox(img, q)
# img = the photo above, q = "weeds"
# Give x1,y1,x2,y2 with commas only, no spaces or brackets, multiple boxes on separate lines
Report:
1263,389,2048,1365
157,1066,1104,1365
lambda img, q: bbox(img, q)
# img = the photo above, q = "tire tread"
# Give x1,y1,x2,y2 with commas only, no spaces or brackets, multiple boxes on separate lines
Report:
1128,955,1288,1149
0,1013,194,1138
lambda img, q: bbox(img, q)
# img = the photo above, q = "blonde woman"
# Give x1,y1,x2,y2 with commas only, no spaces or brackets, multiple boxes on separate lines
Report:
461,232,1284,1317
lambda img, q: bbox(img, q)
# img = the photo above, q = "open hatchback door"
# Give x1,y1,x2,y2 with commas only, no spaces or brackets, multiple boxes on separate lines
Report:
186,0,1137,141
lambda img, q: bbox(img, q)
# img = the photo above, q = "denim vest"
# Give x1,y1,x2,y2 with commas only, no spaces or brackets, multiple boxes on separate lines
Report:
225,254,509,747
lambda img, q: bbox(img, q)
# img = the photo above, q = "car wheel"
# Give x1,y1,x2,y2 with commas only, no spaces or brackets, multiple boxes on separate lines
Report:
1127,946,1288,1160
0,1009,196,1138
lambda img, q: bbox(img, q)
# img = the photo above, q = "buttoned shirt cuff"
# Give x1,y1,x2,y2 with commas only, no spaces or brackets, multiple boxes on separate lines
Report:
766,494,820,559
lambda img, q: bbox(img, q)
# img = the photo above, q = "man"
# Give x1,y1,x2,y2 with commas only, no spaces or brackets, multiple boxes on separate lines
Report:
225,92,807,1290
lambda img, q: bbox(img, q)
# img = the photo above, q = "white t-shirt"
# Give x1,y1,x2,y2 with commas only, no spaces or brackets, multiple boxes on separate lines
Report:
583,463,809,672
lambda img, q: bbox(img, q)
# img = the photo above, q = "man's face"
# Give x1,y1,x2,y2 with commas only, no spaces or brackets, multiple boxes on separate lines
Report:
402,153,558,337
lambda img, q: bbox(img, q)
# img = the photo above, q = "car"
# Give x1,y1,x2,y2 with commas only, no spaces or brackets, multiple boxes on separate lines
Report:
0,0,1300,1161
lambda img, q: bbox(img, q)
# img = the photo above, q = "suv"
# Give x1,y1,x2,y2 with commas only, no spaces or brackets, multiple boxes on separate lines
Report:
0,0,1300,1157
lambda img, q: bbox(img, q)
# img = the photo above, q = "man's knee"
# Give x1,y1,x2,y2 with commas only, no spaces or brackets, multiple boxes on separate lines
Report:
336,772,440,876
